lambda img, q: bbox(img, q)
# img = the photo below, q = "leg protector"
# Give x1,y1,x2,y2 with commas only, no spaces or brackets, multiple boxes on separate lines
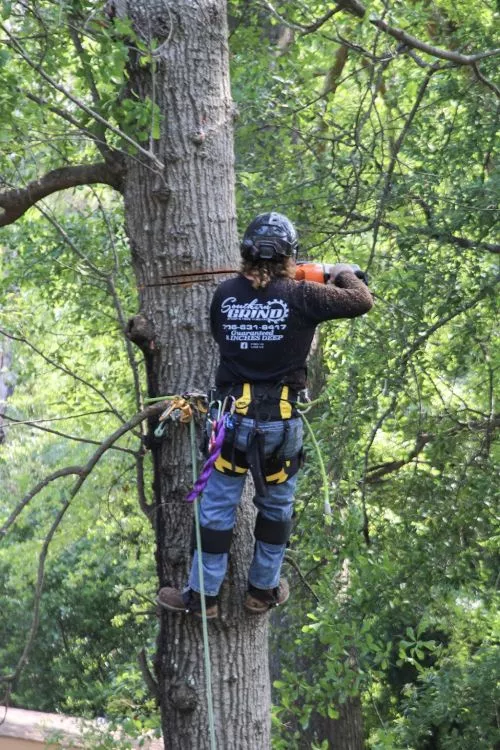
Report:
254,512,292,546
191,524,234,554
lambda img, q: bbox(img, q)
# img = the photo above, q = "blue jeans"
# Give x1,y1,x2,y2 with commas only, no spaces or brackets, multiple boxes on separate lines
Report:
188,416,303,596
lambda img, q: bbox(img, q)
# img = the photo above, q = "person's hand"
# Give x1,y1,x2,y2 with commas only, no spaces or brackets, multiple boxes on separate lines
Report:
328,263,355,279
327,263,369,285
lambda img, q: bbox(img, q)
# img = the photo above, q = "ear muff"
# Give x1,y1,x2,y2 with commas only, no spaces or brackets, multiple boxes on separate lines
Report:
240,238,258,260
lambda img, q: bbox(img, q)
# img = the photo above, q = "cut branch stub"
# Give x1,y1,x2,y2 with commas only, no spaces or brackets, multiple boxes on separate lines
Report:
126,315,156,352
168,682,198,713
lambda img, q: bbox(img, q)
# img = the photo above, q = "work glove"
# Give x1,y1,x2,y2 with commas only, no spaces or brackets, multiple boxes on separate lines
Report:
329,263,369,285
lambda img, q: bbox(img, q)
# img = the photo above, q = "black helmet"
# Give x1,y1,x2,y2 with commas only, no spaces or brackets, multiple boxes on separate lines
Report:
240,212,299,261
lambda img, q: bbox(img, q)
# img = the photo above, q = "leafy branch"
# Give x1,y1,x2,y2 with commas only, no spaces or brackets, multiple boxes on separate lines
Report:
261,0,499,95
0,401,166,696
329,210,500,254
0,328,128,424
365,415,499,483
0,22,164,169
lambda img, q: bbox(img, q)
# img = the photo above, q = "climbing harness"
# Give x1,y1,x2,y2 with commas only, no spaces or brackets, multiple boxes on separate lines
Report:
144,385,332,750
146,384,331,518
216,381,300,420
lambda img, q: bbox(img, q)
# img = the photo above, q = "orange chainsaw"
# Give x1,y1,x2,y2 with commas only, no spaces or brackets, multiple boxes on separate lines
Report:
295,261,367,285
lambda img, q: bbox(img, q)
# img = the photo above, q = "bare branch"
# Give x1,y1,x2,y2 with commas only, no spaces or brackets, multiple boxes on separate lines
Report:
136,452,155,522
284,552,320,602
0,328,127,424
261,1,342,34
1,413,138,455
366,415,499,482
472,62,500,99
107,277,144,415
302,5,343,35
0,162,123,228
0,466,83,538
337,0,500,74
137,648,160,702
368,65,438,267
0,409,114,426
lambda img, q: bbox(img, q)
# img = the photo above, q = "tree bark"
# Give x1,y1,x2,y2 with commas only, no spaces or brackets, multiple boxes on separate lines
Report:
309,696,364,750
119,2,271,748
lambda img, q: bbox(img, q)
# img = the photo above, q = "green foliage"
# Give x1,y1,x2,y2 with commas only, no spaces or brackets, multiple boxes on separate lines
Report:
228,2,498,748
1,1,498,748
0,192,158,724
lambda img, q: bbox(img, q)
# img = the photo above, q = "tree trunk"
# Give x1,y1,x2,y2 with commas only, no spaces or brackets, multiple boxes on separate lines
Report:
308,696,364,750
119,2,271,748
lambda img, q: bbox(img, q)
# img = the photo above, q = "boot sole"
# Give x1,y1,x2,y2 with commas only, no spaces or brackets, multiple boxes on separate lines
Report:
156,597,218,619
244,602,271,614
244,597,289,614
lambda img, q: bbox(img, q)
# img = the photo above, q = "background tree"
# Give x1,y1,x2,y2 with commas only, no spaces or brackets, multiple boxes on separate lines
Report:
1,1,498,749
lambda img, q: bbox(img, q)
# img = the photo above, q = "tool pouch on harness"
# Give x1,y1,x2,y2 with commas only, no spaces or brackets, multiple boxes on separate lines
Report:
213,417,303,496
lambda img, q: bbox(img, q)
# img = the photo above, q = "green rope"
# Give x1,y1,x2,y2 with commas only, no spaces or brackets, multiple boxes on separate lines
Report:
144,395,178,403
189,419,217,750
300,411,332,522
295,389,332,412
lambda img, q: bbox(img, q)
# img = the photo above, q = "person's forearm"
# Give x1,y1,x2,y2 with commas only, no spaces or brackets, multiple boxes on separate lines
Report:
325,270,373,317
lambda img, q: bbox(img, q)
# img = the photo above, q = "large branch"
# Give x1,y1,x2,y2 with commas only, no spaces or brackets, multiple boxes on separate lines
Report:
0,162,124,228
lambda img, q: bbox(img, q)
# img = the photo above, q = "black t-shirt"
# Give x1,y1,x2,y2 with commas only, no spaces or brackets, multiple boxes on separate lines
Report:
210,272,373,389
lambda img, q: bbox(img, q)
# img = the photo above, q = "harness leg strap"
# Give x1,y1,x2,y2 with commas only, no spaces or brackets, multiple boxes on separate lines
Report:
254,512,292,546
191,524,234,554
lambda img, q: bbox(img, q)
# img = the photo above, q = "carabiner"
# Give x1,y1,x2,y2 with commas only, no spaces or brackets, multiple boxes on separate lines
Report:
221,395,236,416
209,399,223,421
154,421,168,438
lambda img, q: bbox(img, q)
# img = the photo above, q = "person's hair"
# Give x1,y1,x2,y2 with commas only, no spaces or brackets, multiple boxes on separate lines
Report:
241,257,296,289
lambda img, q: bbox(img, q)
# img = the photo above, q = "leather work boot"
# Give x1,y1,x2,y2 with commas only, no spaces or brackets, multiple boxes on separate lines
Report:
244,579,290,614
157,587,219,619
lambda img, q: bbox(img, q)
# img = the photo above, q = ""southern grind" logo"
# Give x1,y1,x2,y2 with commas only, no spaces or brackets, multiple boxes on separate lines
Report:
221,297,289,323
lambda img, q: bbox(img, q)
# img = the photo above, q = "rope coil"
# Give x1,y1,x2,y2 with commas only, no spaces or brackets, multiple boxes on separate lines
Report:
185,414,226,503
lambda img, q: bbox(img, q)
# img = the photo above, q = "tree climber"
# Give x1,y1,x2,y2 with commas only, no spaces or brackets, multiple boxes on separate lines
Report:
157,212,373,618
